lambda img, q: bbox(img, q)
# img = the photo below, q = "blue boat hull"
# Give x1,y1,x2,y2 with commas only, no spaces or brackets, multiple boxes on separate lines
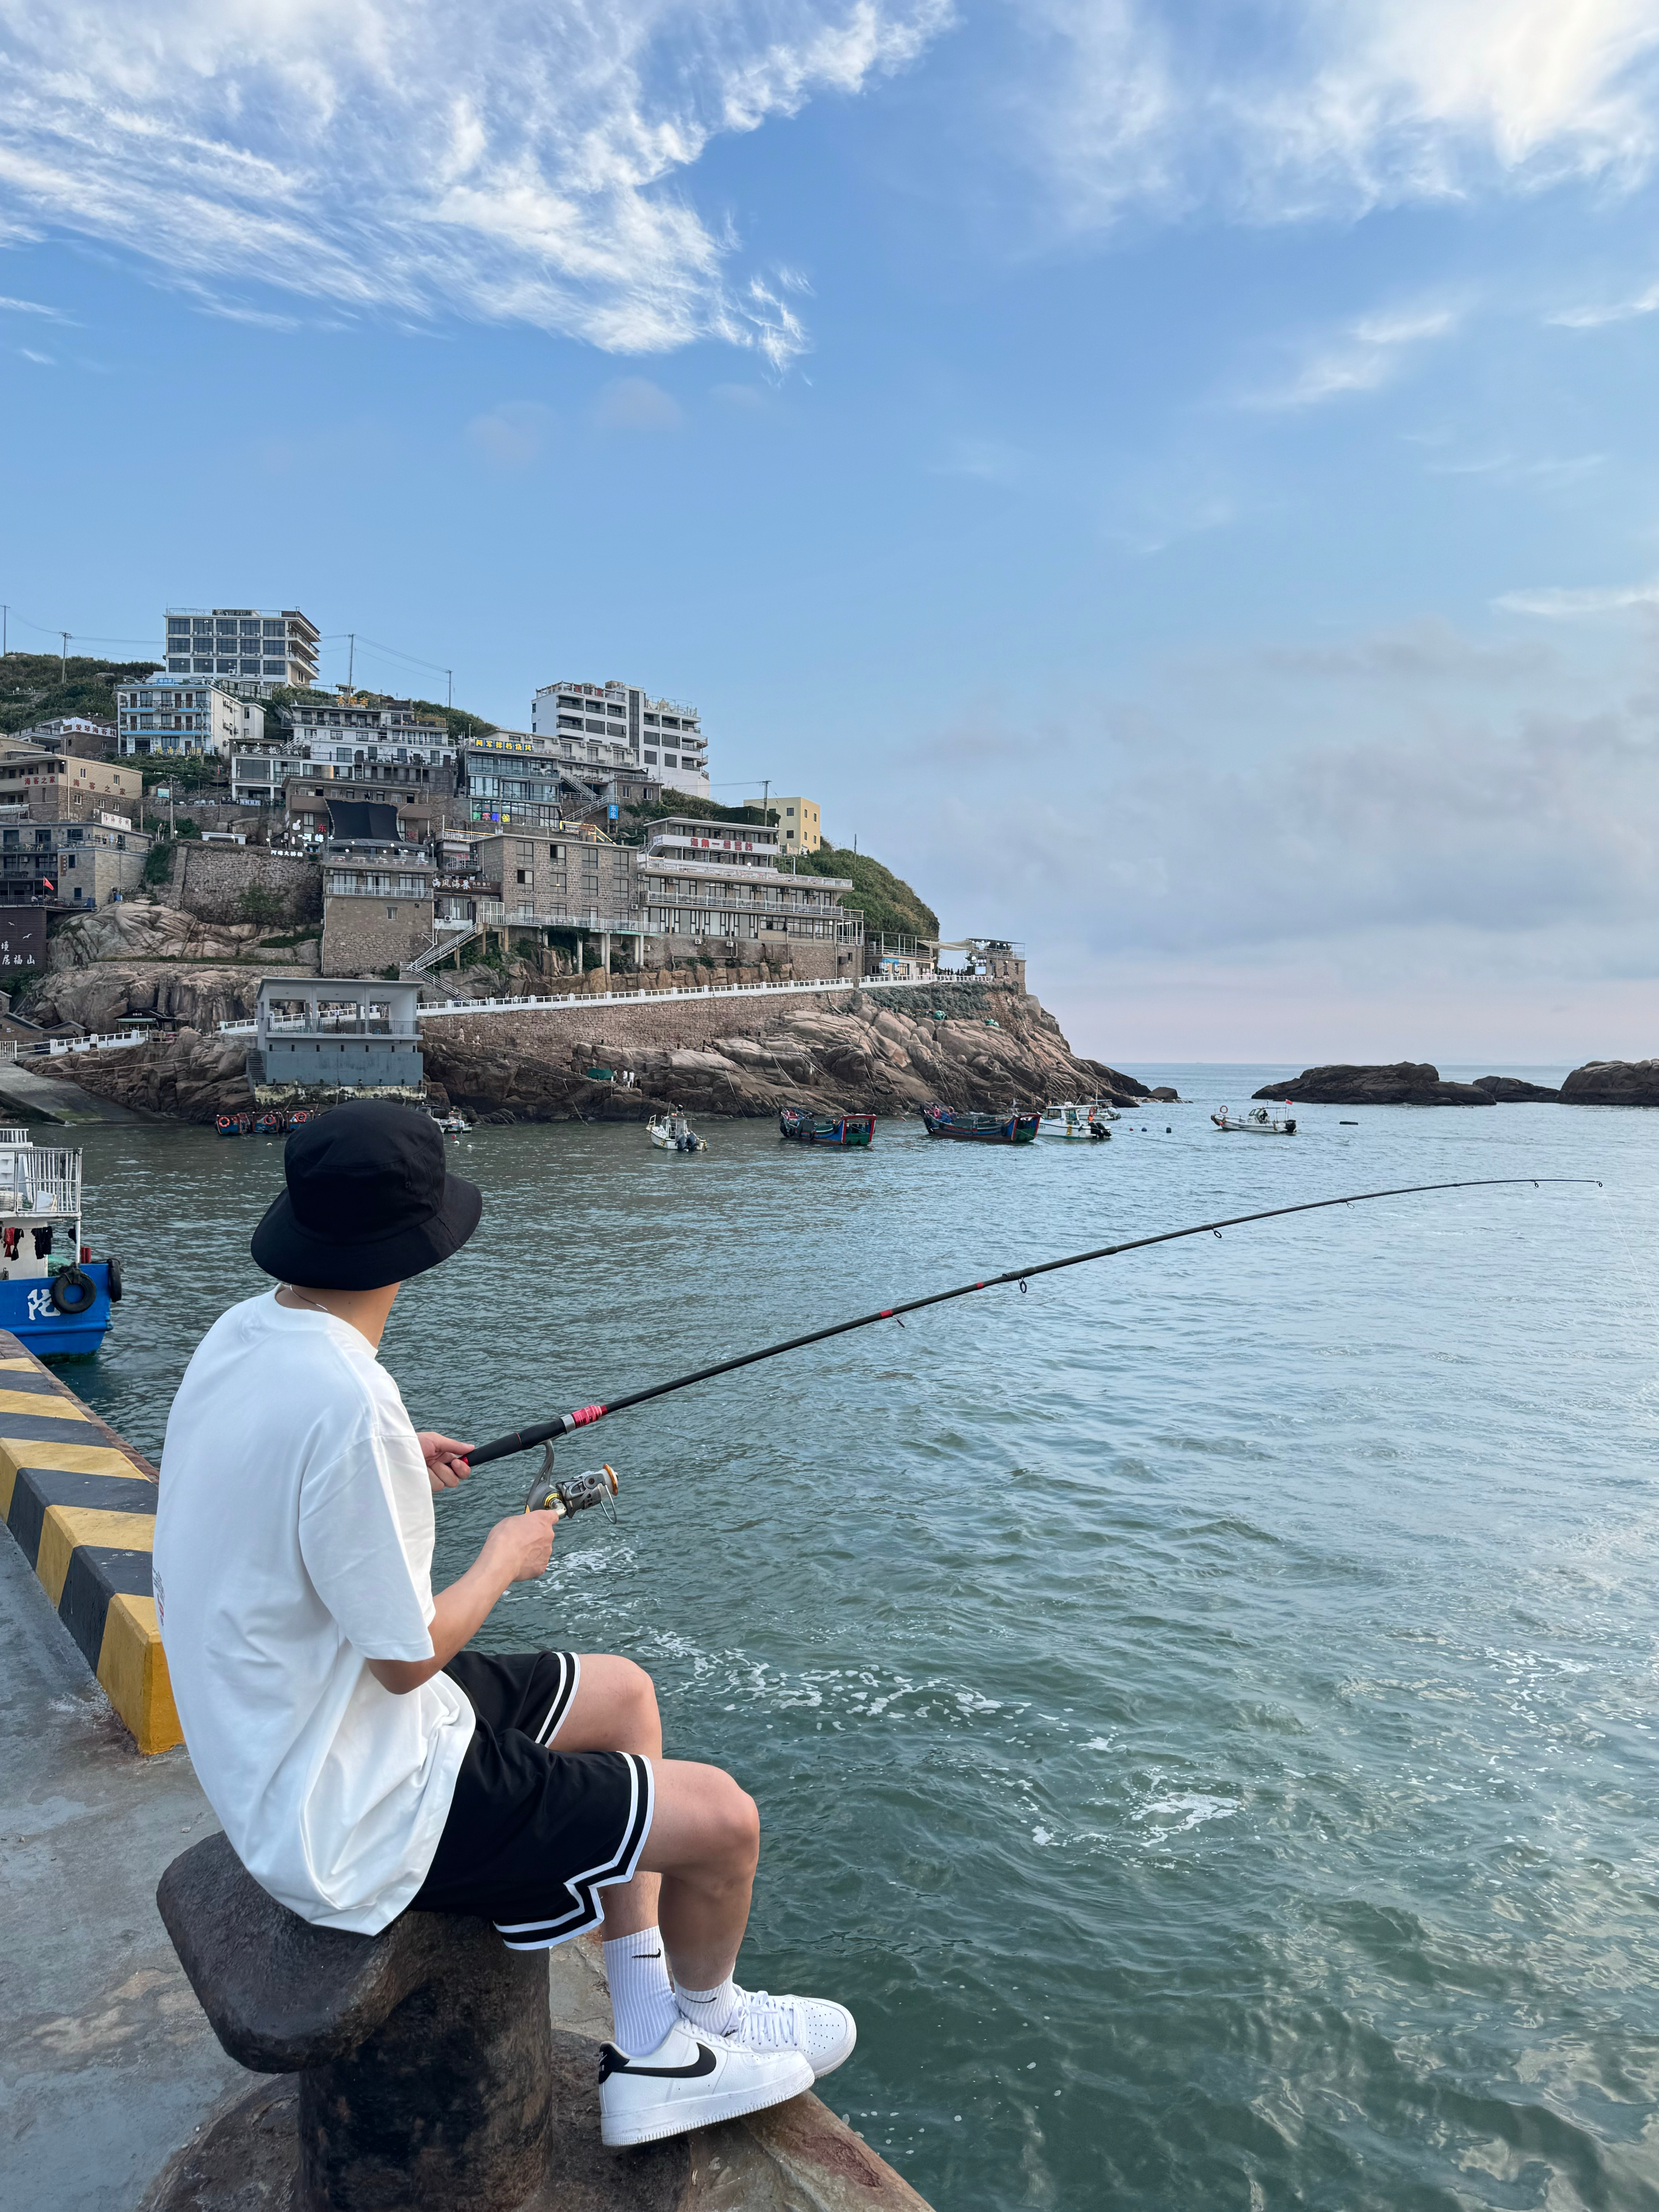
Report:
0,1262,116,1357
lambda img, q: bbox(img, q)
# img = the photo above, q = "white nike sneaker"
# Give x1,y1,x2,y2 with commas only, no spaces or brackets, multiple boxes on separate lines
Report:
724,1987,858,2081
598,2019,812,2148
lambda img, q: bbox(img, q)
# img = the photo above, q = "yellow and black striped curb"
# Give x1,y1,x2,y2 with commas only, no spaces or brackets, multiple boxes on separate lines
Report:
0,1328,179,1753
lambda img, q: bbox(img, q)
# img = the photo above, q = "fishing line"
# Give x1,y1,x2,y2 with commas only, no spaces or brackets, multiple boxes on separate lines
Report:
465,1175,1600,1486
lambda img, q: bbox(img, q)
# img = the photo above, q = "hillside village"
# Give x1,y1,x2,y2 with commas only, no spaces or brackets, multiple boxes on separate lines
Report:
0,615,1141,1126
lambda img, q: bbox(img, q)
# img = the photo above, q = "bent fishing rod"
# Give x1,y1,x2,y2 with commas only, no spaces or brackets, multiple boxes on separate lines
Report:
462,1175,1599,1513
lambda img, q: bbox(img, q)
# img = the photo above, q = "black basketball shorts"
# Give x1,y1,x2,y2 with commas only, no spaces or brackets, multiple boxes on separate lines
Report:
412,1650,654,1950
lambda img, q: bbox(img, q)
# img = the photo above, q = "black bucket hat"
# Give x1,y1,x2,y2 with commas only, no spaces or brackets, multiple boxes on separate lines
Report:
251,1101,483,1291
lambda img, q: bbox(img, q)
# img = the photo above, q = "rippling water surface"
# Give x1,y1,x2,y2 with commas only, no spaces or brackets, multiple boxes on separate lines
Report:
67,1070,1659,2210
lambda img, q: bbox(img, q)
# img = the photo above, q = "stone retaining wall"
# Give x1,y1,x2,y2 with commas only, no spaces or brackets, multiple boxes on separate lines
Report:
158,844,321,926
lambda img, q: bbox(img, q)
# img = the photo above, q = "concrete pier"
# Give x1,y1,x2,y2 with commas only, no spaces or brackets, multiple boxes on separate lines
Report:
0,1348,934,2212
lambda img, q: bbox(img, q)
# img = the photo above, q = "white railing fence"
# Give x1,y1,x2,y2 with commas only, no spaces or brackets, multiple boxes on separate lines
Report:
216,967,986,1039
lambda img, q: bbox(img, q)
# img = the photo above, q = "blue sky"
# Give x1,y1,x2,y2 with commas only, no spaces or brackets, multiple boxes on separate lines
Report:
6,1,1659,1066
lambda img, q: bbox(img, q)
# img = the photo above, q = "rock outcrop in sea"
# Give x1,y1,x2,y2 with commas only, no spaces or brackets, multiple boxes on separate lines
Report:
1253,1063,1494,1106
1472,1075,1561,1102
1559,1060,1659,1106
40,981,1149,1128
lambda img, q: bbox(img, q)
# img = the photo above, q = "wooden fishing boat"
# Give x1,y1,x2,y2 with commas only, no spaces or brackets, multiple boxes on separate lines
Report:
778,1108,875,1147
921,1104,1041,1145
253,1109,287,1136
1211,1105,1297,1135
215,1112,252,1138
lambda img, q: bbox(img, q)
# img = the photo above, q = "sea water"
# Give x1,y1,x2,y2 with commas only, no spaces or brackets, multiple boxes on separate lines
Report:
74,1072,1659,2210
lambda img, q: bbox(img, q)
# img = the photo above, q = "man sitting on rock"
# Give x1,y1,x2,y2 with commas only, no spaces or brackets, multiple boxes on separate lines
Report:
152,1100,854,2148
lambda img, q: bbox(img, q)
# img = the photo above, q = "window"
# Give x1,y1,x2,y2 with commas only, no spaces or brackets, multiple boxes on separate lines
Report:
663,755,678,768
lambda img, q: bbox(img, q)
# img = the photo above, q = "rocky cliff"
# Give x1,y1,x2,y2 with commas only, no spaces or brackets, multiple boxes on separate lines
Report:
1255,1062,1494,1106
41,981,1150,1127
22,905,318,1034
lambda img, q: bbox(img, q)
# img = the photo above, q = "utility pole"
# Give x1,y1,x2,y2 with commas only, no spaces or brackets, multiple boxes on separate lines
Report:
347,634,355,691
2,606,8,656
447,669,453,710
760,777,769,828
59,631,69,680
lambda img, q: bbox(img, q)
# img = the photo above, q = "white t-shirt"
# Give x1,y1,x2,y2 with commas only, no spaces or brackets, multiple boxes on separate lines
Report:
152,1290,475,1932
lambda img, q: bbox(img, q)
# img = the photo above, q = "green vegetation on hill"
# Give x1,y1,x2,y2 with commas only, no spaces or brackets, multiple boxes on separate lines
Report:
616,793,776,838
787,842,938,941
0,651,161,736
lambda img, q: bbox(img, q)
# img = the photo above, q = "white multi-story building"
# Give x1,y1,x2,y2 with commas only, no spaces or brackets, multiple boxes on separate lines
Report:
115,678,265,757
164,607,319,688
530,678,709,799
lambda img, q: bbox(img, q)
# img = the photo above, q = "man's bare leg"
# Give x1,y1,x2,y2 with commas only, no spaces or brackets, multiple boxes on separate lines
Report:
555,1654,759,1986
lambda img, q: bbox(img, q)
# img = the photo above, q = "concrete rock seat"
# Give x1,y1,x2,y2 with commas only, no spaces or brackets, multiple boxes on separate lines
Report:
149,1832,933,2212
156,1831,555,2212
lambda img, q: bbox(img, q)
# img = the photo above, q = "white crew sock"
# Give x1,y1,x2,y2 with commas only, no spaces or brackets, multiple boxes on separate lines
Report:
675,1973,742,2037
603,1930,679,2059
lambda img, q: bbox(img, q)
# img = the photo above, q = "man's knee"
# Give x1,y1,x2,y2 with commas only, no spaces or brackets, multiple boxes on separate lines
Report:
615,1656,659,1735
711,1776,760,1872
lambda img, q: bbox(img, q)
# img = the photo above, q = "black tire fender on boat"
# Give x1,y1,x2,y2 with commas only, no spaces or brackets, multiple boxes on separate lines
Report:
105,1254,123,1303
50,1265,98,1316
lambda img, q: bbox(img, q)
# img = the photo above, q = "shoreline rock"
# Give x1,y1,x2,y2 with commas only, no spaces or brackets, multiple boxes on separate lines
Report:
1254,1062,1494,1107
39,984,1156,1128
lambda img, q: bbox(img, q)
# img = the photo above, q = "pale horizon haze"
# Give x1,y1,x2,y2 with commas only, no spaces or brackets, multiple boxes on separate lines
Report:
7,2,1659,1071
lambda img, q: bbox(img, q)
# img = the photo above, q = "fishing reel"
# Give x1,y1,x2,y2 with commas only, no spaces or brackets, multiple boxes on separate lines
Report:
523,1442,619,1526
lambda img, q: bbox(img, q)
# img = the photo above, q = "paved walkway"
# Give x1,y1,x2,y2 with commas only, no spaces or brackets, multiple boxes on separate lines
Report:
0,1535,248,2212
0,1054,152,1123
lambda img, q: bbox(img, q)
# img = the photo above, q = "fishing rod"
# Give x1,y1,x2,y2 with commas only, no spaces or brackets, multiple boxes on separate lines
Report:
464,1175,1600,1513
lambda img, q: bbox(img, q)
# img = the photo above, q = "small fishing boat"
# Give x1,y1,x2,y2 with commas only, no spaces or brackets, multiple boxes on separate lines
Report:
648,1112,707,1153
253,1109,287,1136
1036,1100,1115,1141
778,1108,876,1147
921,1104,1042,1145
0,1127,120,1355
430,1111,471,1138
215,1112,252,1138
1212,1105,1297,1135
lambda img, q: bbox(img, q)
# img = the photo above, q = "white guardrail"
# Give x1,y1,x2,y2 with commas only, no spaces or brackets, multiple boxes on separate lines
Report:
44,1029,152,1057
213,969,970,1041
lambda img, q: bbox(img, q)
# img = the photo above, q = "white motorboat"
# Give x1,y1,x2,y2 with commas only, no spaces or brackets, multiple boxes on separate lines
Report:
1212,1105,1297,1134
1036,1100,1116,1141
430,1111,471,1138
648,1112,707,1153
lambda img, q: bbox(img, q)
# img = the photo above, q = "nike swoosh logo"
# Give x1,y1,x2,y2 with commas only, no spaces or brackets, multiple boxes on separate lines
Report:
600,2042,717,2082
633,1949,663,1960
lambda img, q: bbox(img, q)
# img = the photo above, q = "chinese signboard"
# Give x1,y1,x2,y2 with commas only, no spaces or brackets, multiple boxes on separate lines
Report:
0,908,48,970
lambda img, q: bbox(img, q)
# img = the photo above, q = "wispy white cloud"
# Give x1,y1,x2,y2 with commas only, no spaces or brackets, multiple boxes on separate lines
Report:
1013,0,1659,228
465,400,556,471
0,0,951,364
594,376,683,430
0,292,64,318
1548,278,1659,327
1495,577,1659,617
1245,303,1459,410
15,345,52,363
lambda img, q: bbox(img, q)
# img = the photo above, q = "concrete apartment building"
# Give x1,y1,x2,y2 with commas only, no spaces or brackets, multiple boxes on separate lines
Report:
0,749,143,824
458,728,658,832
0,819,151,908
12,716,117,759
530,679,710,799
282,773,456,844
230,702,455,814
637,816,862,977
472,829,641,964
775,797,821,855
318,802,437,976
164,608,319,687
115,678,265,757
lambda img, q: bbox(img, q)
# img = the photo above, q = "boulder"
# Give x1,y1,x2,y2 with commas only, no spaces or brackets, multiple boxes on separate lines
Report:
1472,1075,1561,1102
1254,1063,1494,1106
1559,1060,1659,1106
